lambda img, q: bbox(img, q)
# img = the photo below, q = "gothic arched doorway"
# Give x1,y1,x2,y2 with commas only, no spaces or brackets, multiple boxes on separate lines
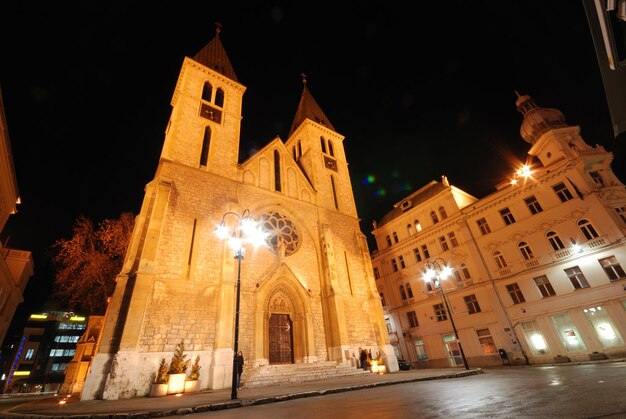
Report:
269,314,294,364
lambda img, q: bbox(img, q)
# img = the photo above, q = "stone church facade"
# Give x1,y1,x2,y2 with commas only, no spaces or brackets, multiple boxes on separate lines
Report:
81,28,397,400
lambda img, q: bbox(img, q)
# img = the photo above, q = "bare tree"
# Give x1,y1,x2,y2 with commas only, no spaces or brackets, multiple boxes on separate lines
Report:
51,212,134,314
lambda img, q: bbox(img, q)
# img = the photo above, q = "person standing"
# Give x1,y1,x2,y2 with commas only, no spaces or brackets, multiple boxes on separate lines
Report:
236,351,244,389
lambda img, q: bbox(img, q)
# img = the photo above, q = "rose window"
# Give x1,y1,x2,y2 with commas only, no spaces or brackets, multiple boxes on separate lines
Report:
259,211,300,256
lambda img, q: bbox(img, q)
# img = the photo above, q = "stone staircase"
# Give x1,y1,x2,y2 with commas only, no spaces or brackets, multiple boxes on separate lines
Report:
243,361,371,388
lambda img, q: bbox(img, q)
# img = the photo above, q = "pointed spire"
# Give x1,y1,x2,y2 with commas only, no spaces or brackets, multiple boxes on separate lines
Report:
193,23,238,82
288,75,335,137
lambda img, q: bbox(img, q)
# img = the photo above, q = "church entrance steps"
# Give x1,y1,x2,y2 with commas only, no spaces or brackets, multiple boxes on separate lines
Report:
243,361,371,388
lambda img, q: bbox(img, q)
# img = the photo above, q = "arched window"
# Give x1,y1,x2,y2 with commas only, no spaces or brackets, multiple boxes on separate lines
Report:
518,242,534,260
439,206,448,219
330,175,339,209
578,219,599,240
297,140,302,158
274,150,281,192
399,285,407,300
547,231,565,251
386,236,392,247
406,283,414,298
199,126,211,166
202,81,212,102
407,224,413,236
415,220,422,232
460,263,471,279
214,88,224,107
431,211,439,224
493,251,507,269
328,139,334,156
392,232,399,243
320,137,327,153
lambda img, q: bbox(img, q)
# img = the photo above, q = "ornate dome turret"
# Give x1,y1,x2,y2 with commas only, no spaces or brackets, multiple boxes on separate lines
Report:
516,92,568,144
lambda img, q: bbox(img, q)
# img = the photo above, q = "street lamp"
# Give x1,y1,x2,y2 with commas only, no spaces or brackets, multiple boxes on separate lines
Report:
215,209,267,400
423,258,470,370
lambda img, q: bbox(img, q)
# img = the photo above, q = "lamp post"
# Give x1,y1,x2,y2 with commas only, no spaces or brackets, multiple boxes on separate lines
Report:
423,259,470,370
215,209,267,400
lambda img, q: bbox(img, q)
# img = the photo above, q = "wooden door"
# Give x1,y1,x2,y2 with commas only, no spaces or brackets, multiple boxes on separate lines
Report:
269,314,293,364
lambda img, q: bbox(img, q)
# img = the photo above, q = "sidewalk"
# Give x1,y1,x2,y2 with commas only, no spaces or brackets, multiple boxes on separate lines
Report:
4,368,481,418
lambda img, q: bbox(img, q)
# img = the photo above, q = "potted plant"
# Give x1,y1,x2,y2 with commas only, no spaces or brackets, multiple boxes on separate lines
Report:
167,340,190,394
185,355,201,393
149,358,169,397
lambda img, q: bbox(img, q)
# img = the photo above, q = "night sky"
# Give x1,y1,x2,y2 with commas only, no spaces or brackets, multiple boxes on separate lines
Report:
1,2,625,334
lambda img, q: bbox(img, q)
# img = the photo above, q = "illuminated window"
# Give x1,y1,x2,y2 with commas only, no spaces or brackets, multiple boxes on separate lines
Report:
578,219,599,240
534,275,556,298
583,305,624,347
477,218,491,235
464,294,481,314
521,320,550,355
414,339,428,360
547,231,565,251
414,220,422,232
599,256,626,281
407,311,418,328
552,182,574,202
24,349,34,361
476,328,497,354
551,313,586,352
565,266,590,289
506,283,525,304
499,207,516,225
518,242,534,260
433,303,447,321
524,195,543,215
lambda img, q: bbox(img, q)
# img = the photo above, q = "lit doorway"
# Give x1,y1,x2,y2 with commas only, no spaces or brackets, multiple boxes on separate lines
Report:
443,334,463,366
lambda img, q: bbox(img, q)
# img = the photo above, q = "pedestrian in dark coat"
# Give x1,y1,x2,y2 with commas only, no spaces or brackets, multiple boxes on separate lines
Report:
236,351,244,389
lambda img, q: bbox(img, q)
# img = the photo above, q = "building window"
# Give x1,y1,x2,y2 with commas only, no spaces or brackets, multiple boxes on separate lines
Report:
391,259,398,272
399,285,407,300
615,207,626,223
407,224,414,236
328,139,334,157
386,235,392,247
476,328,497,355
551,313,586,352
320,137,326,153
565,266,590,289
599,256,626,281
578,219,599,240
448,232,459,247
431,211,439,224
421,244,430,260
589,171,604,186
399,255,406,269
506,283,525,304
477,218,491,235
518,242,534,260
499,207,516,225
385,318,392,333
524,195,543,215
414,339,428,360
460,263,471,280
274,150,282,192
433,303,447,321
374,267,380,280
464,294,481,314
393,232,399,243
439,206,448,219
415,220,422,232
414,248,422,262
534,275,556,297
407,311,419,328
406,282,414,298
547,231,565,251
493,250,507,269
199,127,211,166
439,236,449,252
582,305,624,347
380,292,386,307
24,348,34,361
521,320,550,355
552,182,574,202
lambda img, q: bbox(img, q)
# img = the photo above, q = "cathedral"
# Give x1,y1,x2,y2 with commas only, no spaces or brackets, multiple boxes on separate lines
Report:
81,27,397,400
